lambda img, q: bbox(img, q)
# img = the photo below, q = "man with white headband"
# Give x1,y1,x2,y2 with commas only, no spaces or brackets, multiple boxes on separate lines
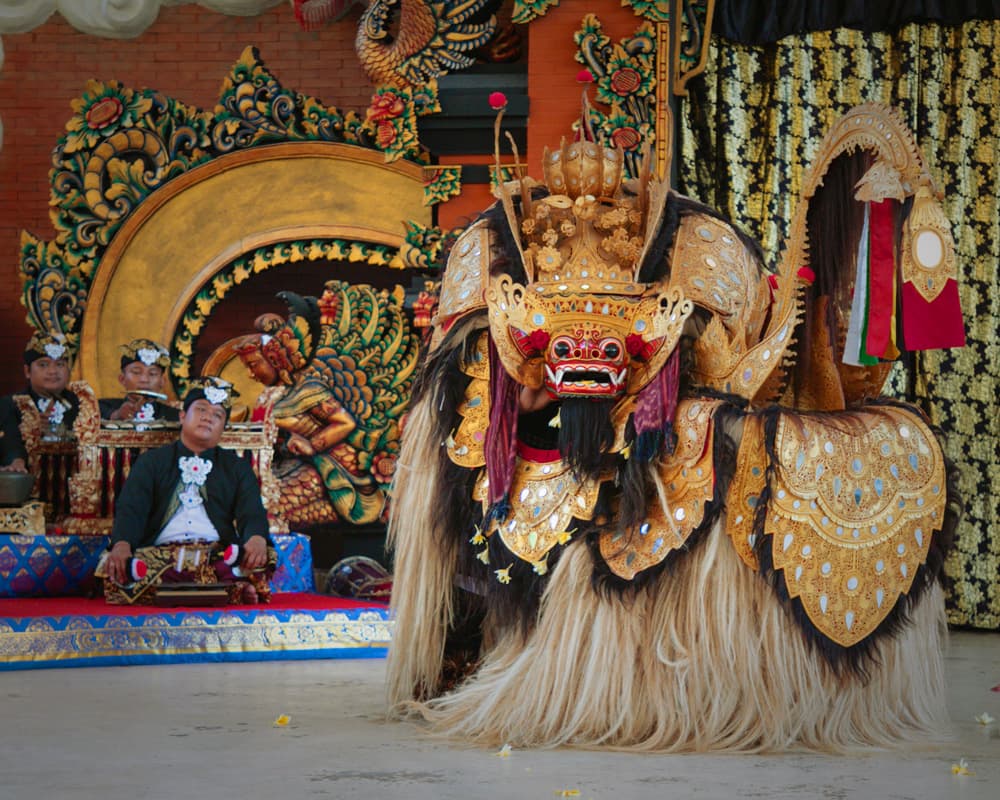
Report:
98,376,276,605
99,338,180,426
0,332,79,472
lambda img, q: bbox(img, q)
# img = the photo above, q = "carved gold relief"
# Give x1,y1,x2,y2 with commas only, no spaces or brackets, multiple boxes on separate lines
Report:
600,398,721,580
0,501,46,536
474,461,604,570
767,406,946,647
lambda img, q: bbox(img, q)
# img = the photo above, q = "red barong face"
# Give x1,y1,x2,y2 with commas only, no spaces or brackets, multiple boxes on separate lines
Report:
486,274,693,399
542,328,627,398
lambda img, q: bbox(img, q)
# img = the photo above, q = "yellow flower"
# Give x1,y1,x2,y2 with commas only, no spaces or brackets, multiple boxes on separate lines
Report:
496,744,512,757
495,564,513,584
522,218,537,235
537,245,562,271
477,547,491,564
470,525,485,545
532,558,548,576
556,529,575,545
273,714,291,726
951,758,974,776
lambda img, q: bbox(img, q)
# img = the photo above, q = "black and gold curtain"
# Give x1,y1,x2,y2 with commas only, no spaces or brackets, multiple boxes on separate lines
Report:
678,20,1000,629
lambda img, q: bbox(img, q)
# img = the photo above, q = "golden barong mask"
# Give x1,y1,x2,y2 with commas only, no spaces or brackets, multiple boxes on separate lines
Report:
486,275,692,397
485,136,693,398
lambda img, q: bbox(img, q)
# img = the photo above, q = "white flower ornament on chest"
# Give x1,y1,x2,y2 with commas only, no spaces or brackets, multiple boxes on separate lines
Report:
36,397,66,426
179,455,213,486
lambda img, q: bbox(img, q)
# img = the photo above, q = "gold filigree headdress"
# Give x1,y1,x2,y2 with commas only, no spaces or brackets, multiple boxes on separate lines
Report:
481,92,692,398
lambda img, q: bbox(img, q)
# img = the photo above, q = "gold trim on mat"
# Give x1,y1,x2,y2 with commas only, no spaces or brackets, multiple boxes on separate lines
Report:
0,611,393,664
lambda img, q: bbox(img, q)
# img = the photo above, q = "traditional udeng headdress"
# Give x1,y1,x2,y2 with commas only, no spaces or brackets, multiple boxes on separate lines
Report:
24,332,70,365
119,338,170,371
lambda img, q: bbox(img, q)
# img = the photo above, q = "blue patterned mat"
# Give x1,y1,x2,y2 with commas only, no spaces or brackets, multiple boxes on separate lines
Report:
0,594,391,671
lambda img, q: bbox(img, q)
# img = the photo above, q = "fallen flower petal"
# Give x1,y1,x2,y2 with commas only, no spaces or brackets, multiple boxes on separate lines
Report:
273,714,291,726
951,758,974,776
496,744,512,757
555,791,581,797
975,712,995,725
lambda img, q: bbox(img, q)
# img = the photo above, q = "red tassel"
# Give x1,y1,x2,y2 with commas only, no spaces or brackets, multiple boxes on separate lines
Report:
632,348,681,456
864,199,897,359
485,341,519,506
662,347,680,429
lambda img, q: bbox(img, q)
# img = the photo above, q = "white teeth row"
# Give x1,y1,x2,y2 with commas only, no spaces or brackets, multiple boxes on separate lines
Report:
545,364,627,387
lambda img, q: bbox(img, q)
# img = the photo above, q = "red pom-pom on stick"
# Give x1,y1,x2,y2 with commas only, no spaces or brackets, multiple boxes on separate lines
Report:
576,69,594,84
489,91,508,110
223,544,240,566
796,266,816,284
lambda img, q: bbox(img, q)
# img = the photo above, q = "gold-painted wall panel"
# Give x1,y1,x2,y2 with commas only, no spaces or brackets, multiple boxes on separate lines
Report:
79,143,430,397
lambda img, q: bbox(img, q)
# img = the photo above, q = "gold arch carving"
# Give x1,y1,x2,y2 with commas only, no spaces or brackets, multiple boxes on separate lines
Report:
78,142,431,398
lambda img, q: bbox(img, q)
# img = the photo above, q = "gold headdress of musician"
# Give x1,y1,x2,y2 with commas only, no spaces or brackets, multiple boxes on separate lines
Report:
119,338,170,371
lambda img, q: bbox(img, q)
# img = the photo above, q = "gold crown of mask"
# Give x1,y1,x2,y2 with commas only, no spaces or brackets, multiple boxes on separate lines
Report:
486,137,692,398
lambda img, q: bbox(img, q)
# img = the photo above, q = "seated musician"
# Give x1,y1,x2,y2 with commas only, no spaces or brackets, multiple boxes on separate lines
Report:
0,333,79,473
97,376,276,605
99,338,180,426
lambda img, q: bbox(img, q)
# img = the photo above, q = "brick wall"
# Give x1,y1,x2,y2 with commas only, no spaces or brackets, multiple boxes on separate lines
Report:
526,1,640,167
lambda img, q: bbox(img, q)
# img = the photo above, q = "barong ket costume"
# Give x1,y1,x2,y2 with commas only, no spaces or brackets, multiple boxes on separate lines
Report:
386,102,964,751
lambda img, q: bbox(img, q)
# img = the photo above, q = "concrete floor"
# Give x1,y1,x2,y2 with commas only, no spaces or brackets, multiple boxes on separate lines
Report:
1,631,998,800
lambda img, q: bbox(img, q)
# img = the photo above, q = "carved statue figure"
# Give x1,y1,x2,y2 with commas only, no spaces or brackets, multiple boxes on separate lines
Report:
355,0,500,87
386,104,964,751
237,280,419,529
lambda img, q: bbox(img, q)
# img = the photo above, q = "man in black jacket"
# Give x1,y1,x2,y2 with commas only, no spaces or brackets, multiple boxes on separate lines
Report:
100,376,275,604
0,332,80,472
98,338,180,425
